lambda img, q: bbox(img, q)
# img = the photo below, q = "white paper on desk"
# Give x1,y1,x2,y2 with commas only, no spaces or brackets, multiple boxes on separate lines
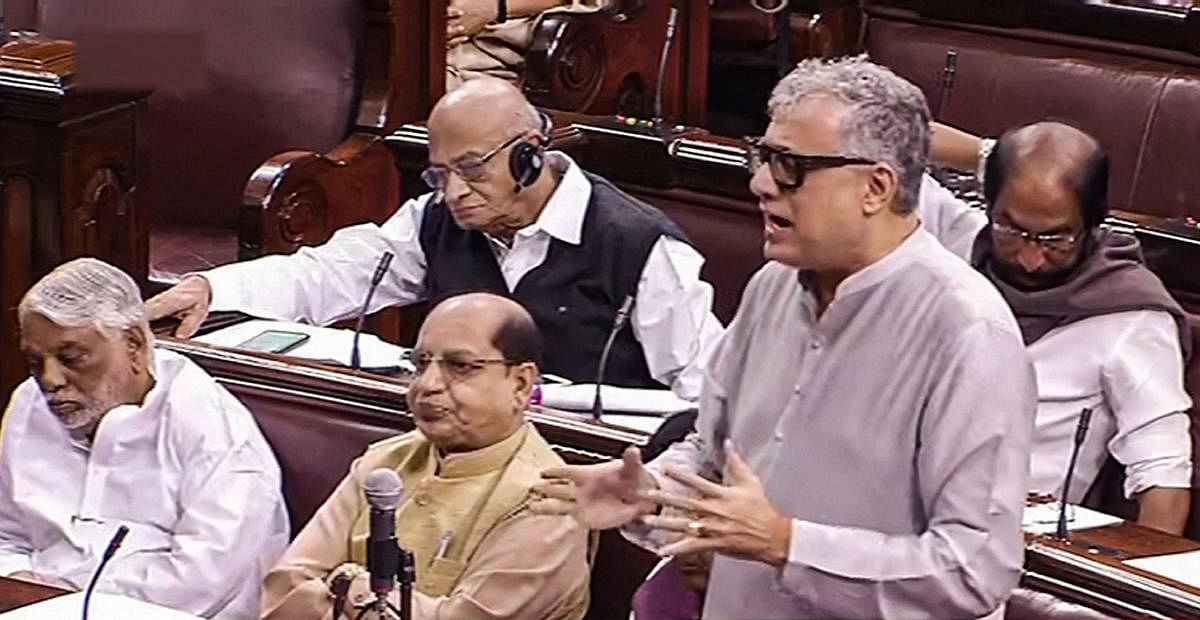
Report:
193,320,411,370
1021,502,1123,535
0,592,200,619
1125,549,1200,589
540,384,695,415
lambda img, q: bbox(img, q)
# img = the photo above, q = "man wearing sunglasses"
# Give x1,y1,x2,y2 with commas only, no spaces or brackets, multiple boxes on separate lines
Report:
147,77,722,399
535,56,1036,619
921,121,1194,535
263,292,591,619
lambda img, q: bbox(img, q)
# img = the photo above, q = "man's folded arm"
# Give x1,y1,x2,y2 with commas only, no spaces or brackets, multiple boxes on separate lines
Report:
0,459,34,576
203,196,432,325
97,442,289,617
776,321,1037,618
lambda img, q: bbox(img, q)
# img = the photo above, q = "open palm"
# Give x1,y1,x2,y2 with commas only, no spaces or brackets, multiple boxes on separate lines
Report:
537,447,658,530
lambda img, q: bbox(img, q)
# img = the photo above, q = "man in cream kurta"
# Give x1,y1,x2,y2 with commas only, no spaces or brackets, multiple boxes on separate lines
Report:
262,293,590,620
0,258,288,619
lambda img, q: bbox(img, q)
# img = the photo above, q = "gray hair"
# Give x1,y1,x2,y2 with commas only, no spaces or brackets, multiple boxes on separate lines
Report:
19,257,151,342
768,54,931,213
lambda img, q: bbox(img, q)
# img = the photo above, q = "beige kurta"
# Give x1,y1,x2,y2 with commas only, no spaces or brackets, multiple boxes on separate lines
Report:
446,1,603,90
261,423,590,620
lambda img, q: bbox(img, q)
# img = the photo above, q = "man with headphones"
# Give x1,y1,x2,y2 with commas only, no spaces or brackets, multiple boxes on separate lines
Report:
921,121,1194,535
147,77,723,398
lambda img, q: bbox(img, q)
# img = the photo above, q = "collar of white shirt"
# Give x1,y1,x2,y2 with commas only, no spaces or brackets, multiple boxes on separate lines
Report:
486,152,592,249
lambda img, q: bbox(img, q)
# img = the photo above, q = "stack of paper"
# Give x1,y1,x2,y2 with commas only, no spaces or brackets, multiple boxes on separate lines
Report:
1021,502,1123,535
0,592,200,619
540,384,696,416
1125,549,1200,589
193,320,410,370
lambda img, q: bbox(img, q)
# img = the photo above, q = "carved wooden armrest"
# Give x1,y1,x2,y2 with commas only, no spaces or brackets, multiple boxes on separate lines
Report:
523,11,608,113
238,133,399,260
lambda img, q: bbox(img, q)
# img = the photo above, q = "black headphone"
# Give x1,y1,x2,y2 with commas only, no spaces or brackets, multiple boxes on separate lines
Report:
508,111,553,193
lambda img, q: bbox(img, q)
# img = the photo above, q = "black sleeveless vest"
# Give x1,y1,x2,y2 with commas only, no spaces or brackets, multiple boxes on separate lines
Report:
417,172,689,387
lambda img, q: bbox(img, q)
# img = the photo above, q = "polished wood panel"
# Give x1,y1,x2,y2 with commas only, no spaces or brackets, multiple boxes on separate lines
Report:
0,37,150,397
0,576,68,613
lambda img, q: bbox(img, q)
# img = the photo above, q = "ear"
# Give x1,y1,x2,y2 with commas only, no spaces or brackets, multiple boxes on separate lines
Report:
511,362,537,410
123,326,149,373
862,163,900,216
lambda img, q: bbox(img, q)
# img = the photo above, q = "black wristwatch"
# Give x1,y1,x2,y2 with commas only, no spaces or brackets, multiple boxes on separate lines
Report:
496,0,507,23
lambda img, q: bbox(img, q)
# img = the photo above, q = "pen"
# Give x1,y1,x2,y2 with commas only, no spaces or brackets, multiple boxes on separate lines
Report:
435,531,452,559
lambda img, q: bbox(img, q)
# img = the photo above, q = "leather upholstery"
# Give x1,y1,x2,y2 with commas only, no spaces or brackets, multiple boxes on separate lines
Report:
37,0,363,230
864,11,1200,219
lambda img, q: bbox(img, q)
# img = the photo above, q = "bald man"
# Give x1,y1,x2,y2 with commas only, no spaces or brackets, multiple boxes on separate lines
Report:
262,292,591,620
148,77,722,399
927,121,1193,534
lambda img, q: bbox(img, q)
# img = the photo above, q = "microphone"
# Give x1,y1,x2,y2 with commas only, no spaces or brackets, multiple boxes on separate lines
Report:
591,295,635,421
651,7,680,134
1055,407,1093,540
364,469,403,607
935,49,958,120
82,525,129,620
350,251,395,370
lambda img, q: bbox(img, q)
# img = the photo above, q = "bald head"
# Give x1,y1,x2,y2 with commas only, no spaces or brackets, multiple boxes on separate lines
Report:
985,121,1110,228
429,77,541,142
425,293,543,367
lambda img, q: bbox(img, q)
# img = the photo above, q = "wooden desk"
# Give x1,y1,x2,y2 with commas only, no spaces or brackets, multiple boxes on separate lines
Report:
0,576,68,612
1025,522,1200,618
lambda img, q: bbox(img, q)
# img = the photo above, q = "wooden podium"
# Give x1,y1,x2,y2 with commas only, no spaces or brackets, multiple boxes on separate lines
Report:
0,37,150,396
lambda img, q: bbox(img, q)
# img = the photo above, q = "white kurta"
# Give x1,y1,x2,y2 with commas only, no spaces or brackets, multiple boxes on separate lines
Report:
916,177,1193,502
0,349,289,619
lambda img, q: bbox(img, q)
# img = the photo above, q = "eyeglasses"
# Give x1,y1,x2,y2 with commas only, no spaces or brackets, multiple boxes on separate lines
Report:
744,136,876,190
407,350,518,381
420,133,526,191
990,221,1082,255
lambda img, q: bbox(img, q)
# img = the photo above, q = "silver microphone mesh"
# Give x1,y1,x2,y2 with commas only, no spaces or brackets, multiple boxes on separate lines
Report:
364,468,403,511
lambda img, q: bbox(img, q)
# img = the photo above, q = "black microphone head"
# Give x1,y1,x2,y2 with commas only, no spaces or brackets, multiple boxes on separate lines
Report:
364,469,404,511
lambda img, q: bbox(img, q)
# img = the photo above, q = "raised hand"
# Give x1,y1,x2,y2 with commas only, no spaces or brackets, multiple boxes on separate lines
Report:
447,0,498,47
639,440,792,567
532,446,658,530
145,275,213,338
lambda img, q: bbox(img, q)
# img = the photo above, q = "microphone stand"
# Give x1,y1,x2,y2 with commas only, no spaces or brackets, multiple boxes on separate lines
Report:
591,295,634,422
1055,407,1093,540
651,7,679,138
351,251,395,370
352,545,413,620
82,525,129,620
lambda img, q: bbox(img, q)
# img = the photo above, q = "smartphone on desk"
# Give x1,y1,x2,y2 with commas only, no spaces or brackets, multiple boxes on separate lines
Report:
235,330,310,354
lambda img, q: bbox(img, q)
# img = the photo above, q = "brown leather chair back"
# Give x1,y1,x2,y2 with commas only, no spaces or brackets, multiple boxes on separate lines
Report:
864,8,1200,219
38,0,364,230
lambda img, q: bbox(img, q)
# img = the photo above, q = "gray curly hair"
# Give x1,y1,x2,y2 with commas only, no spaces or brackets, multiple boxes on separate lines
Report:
19,257,152,344
767,55,930,213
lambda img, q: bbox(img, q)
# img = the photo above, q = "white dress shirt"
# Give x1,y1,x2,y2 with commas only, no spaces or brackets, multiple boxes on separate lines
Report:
0,349,289,619
1028,310,1192,501
917,175,1193,501
203,153,724,399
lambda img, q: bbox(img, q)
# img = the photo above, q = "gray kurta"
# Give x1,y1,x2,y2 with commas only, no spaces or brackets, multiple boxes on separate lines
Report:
627,229,1037,619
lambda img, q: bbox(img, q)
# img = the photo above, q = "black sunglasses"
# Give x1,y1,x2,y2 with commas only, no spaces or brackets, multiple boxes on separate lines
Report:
744,136,876,190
